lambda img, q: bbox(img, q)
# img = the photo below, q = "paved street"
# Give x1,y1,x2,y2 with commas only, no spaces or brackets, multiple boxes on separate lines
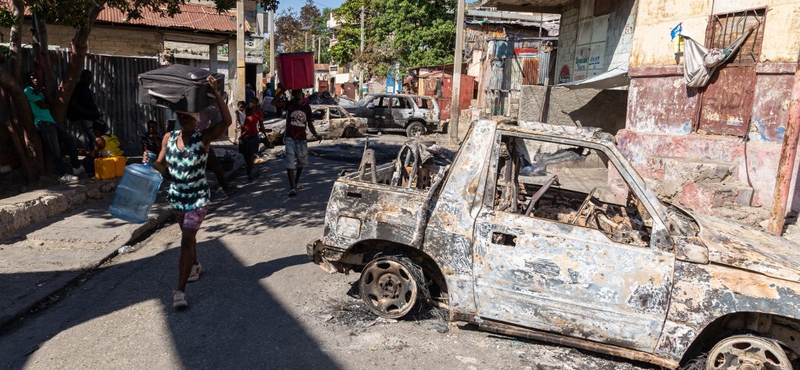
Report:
0,147,656,370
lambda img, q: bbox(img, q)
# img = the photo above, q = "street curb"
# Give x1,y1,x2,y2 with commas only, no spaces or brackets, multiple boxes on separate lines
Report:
0,158,243,330
0,207,171,330
0,179,119,241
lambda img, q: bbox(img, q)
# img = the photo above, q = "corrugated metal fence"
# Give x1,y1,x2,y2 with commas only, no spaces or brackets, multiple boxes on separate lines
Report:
20,50,160,156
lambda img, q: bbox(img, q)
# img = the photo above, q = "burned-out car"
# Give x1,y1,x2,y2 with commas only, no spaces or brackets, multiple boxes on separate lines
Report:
344,94,440,137
263,105,367,143
308,119,800,369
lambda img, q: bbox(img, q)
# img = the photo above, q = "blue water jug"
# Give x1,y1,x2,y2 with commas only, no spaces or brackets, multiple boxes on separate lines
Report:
109,153,162,223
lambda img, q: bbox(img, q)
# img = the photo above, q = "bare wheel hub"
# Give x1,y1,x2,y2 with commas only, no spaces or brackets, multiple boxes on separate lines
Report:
707,335,792,370
359,257,420,319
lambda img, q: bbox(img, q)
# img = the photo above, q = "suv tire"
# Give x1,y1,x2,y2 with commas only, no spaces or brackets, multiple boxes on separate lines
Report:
359,256,423,319
406,121,425,137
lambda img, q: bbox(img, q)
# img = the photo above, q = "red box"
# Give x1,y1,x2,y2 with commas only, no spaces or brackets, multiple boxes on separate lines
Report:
278,52,315,90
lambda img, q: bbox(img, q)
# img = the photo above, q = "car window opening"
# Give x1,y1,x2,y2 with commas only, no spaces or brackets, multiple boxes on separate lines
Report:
493,135,653,247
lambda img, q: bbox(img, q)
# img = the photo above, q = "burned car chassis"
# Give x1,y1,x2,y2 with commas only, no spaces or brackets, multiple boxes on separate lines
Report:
308,120,800,369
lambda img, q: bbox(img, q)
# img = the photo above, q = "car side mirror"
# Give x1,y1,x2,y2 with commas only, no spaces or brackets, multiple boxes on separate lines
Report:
367,103,374,109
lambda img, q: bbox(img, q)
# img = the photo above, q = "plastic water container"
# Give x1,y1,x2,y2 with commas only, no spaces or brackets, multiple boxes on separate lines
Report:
109,154,162,223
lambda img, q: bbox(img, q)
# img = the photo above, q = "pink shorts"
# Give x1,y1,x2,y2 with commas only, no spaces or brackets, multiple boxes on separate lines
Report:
173,206,208,230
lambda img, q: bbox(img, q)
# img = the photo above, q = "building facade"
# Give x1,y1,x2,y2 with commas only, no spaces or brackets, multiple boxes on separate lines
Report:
483,0,800,220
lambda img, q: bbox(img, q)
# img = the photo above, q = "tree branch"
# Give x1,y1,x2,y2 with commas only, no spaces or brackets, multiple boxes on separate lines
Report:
9,0,23,84
52,3,103,125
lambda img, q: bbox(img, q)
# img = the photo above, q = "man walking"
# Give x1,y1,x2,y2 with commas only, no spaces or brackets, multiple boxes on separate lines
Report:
69,70,101,149
275,90,320,196
25,72,84,182
196,104,237,196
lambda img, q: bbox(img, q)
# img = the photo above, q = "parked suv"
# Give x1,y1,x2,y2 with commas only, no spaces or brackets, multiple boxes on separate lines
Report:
344,94,440,137
309,119,800,370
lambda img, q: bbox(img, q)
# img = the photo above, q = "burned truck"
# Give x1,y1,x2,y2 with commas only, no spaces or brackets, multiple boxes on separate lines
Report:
307,120,800,369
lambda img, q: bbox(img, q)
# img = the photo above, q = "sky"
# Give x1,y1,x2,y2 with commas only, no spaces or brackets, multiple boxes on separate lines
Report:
275,0,346,13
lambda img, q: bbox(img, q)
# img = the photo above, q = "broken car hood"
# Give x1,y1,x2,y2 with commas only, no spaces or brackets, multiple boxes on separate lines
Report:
695,214,800,283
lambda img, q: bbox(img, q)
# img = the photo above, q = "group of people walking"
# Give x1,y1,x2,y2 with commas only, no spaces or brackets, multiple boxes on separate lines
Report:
26,68,319,309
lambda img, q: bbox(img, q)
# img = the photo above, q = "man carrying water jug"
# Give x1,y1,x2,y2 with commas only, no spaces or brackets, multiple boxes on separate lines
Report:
143,75,232,309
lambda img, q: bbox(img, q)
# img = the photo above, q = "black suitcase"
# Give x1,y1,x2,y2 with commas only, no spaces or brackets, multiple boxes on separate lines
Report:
138,64,225,112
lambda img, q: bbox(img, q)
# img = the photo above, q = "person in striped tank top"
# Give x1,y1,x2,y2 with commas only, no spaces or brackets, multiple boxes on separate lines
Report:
145,75,232,310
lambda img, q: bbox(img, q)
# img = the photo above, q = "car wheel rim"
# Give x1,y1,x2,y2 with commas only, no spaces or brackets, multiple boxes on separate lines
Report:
410,125,422,137
359,258,418,319
707,335,792,370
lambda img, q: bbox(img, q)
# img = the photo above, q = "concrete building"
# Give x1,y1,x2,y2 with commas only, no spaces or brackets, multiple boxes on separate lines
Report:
482,0,800,222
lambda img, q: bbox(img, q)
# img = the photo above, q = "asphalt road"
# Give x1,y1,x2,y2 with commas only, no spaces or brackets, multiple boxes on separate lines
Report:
0,142,655,370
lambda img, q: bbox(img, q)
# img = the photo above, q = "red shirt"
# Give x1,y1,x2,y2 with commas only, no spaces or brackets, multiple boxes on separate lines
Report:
286,103,312,141
242,111,263,138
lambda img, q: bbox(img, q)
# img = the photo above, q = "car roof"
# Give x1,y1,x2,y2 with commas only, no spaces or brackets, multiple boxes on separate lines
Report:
309,105,344,109
495,120,617,147
367,93,434,99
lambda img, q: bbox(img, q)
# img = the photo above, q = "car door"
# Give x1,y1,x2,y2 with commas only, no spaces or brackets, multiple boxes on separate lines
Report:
471,132,675,353
413,97,435,124
370,96,391,130
390,97,413,129
309,108,329,140
327,107,349,137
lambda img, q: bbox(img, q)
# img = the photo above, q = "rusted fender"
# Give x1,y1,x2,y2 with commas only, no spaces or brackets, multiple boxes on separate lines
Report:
655,261,800,361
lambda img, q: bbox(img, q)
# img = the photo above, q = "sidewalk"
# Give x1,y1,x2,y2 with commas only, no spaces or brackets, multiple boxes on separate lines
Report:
0,144,243,328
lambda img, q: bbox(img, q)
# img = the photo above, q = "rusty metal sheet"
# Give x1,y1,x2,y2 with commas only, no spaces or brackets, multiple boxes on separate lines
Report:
698,66,757,137
19,49,159,155
342,83,356,99
521,58,540,85
437,98,452,121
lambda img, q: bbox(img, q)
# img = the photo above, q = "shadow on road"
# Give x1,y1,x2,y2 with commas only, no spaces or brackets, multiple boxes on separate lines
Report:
0,156,354,369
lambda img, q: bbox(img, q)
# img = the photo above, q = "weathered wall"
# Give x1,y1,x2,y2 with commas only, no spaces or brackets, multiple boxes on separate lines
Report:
5,22,164,57
631,0,800,67
621,0,800,213
519,85,628,134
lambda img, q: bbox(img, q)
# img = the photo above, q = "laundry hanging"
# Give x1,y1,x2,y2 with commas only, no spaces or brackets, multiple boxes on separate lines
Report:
682,27,755,88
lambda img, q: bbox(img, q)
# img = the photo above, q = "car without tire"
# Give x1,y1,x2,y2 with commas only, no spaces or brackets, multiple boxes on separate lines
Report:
308,119,800,370
262,104,367,143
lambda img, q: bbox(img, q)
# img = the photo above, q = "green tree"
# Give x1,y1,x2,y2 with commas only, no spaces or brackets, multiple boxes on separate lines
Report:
329,0,455,78
0,0,279,181
273,1,332,62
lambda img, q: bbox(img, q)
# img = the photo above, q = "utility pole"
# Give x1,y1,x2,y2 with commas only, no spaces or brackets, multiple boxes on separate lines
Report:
359,5,365,99
449,0,466,144
317,36,321,64
269,9,275,86
230,0,245,140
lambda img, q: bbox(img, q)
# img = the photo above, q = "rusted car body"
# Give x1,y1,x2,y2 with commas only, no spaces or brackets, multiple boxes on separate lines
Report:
344,94,441,137
308,119,800,369
263,104,367,143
